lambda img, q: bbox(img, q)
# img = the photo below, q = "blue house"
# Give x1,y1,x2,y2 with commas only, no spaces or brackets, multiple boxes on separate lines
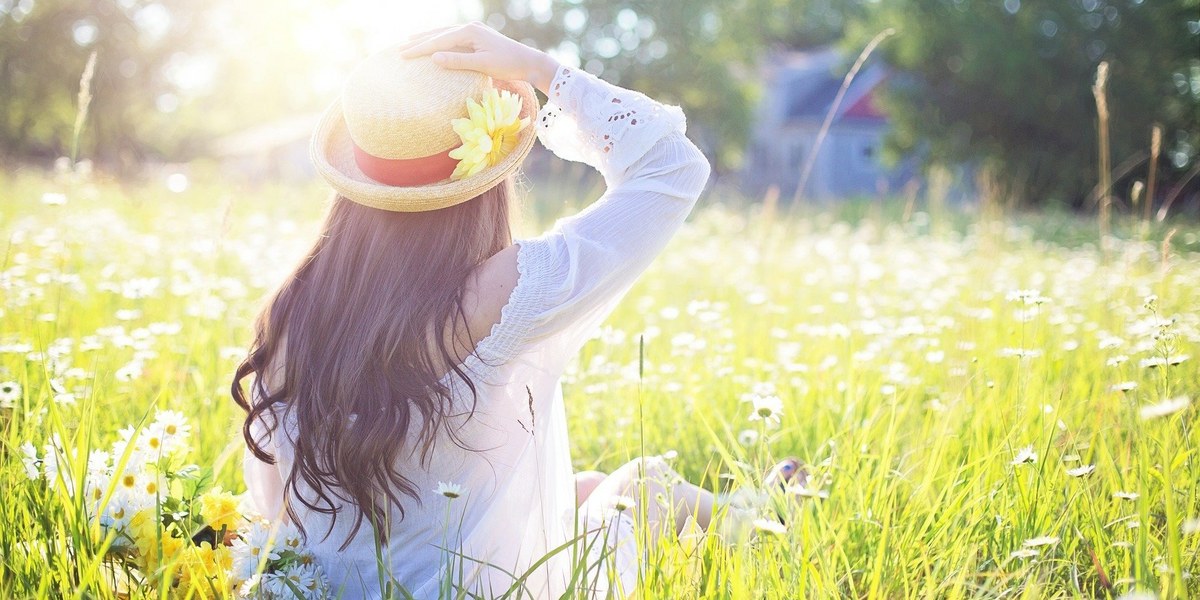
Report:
743,47,919,200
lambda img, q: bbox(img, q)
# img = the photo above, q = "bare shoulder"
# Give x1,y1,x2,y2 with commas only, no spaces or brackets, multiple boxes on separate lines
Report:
453,243,521,356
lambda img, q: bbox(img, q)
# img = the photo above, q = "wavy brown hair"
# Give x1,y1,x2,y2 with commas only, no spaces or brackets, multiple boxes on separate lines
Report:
231,180,513,548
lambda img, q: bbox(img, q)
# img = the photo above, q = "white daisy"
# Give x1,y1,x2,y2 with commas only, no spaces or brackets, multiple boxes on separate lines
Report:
1109,381,1138,392
41,435,66,483
1113,491,1140,501
41,192,67,205
276,521,305,553
1024,535,1059,547
1011,445,1038,465
231,520,282,583
748,394,784,425
737,429,760,446
434,481,465,499
0,381,21,408
152,410,191,441
610,495,636,512
786,483,830,499
1182,518,1199,536
1010,548,1039,559
20,442,40,480
1067,465,1096,478
753,518,787,536
1138,396,1191,420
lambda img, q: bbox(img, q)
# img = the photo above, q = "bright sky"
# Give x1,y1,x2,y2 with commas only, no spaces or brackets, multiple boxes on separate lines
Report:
328,0,482,51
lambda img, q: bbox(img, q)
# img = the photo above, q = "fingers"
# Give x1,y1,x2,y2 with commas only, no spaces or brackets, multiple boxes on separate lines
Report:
431,51,487,73
399,24,480,58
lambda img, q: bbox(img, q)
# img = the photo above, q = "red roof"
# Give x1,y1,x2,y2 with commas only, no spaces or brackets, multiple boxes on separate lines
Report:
843,86,886,120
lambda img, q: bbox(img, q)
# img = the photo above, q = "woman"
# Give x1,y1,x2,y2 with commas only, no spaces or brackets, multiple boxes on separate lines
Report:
232,23,794,598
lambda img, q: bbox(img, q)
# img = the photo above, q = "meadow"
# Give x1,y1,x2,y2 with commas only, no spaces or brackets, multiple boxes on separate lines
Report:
1,168,1197,599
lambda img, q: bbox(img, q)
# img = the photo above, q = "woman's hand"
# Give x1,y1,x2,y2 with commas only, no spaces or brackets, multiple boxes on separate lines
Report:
398,22,561,95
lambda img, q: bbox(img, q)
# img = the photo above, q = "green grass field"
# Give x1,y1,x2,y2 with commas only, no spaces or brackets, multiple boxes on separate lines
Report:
1,170,1197,599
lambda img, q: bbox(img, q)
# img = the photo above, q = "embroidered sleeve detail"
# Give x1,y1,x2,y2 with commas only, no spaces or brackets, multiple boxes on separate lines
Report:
536,66,687,179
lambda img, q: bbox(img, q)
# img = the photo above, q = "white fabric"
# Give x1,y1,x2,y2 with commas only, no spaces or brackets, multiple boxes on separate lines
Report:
244,65,710,599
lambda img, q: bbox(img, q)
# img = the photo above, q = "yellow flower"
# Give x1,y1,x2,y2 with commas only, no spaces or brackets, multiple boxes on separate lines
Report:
176,542,233,599
448,88,528,181
200,488,241,532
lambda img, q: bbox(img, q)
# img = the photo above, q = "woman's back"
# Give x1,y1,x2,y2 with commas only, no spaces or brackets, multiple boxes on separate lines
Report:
239,25,709,599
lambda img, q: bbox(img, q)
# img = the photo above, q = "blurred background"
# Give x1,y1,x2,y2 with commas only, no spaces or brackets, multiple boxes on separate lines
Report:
1,0,1197,210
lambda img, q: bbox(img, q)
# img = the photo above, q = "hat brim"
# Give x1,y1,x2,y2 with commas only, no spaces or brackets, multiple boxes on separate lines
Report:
310,79,539,212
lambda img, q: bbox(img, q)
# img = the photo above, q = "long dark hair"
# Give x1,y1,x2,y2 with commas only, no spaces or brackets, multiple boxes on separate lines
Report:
232,179,513,547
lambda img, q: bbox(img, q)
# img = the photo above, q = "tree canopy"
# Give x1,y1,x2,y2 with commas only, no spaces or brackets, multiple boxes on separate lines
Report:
2,0,1196,205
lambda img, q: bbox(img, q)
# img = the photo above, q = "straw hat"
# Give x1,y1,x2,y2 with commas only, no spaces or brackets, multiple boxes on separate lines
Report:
310,46,539,212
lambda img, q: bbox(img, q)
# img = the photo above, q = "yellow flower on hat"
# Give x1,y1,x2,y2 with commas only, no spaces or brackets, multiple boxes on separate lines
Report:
448,88,528,181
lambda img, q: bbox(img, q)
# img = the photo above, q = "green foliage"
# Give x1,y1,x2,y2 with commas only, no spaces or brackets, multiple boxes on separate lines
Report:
0,0,212,169
480,0,867,169
851,0,1200,206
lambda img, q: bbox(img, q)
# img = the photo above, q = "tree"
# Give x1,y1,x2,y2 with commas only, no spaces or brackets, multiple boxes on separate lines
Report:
851,0,1200,206
0,0,213,170
481,0,867,170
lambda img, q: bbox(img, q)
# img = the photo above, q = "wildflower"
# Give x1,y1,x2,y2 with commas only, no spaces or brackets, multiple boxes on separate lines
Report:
611,496,636,512
1024,535,1059,547
276,521,306,553
1107,355,1129,366
1183,518,1200,535
200,488,241,532
1138,396,1191,420
176,542,233,599
41,192,67,205
1066,465,1096,478
448,88,529,180
230,520,281,582
1113,491,1139,501
737,429,760,446
1010,548,1039,559
1139,355,1190,369
41,436,65,483
753,518,787,536
1109,381,1137,392
786,483,830,499
153,409,191,439
0,381,20,408
1006,289,1049,305
20,442,40,480
114,360,143,382
1011,446,1038,465
434,481,465,499
748,394,783,425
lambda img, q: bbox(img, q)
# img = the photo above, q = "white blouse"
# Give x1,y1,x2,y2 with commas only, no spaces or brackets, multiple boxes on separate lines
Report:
244,65,710,599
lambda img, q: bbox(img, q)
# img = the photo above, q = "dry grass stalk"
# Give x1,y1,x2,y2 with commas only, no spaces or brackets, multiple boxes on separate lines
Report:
1146,124,1161,223
792,28,896,204
1092,61,1110,255
71,51,98,166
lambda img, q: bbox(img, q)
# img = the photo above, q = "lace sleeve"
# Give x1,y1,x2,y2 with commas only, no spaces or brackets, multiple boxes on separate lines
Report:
535,66,688,181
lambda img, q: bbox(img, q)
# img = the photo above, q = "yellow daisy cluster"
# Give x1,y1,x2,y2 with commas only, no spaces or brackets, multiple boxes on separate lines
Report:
200,487,241,533
448,88,528,181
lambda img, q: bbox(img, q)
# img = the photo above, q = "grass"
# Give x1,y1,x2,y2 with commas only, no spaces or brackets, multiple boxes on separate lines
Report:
1,168,1197,598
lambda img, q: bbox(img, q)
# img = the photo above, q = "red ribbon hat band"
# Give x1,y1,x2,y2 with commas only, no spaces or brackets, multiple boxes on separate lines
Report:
352,143,458,187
